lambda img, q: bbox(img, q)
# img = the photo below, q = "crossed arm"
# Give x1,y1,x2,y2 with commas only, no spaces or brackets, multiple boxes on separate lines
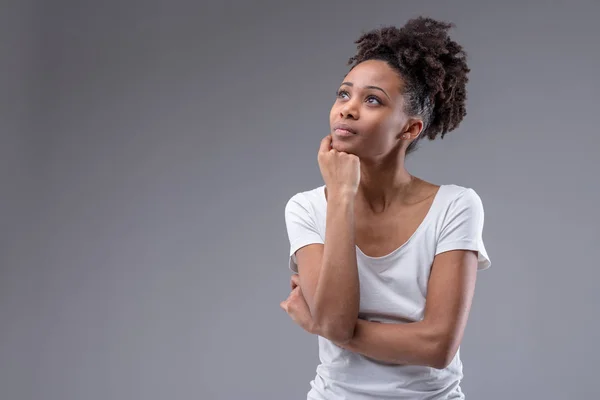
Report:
281,248,479,369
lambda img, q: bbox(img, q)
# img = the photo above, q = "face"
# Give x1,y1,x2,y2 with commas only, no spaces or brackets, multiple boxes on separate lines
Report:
329,59,422,159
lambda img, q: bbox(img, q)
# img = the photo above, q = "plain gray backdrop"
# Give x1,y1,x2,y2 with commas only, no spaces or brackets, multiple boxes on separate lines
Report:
2,0,599,399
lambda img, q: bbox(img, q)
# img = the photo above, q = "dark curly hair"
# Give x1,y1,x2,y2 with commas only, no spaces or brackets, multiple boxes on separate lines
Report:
347,17,470,154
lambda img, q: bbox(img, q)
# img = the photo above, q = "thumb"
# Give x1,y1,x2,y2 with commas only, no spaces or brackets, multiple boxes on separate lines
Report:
318,135,333,154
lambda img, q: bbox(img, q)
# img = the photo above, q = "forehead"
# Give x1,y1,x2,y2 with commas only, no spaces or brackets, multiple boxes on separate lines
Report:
343,59,404,93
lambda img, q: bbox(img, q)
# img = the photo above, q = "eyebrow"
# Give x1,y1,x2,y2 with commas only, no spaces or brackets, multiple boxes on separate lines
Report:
341,82,391,100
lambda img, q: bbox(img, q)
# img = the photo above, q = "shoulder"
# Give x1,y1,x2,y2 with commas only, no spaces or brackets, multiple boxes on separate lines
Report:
434,184,491,269
439,184,484,208
284,185,326,215
436,184,486,227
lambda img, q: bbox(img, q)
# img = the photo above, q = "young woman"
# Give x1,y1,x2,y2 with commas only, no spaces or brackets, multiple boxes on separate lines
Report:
280,16,491,400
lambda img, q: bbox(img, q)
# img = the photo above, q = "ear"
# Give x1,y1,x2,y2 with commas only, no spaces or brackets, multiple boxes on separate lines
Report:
399,118,423,140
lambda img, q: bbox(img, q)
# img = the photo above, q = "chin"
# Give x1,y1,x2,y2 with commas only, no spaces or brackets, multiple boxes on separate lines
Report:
332,140,359,155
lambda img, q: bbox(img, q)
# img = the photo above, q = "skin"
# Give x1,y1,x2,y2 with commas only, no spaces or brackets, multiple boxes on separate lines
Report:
280,59,479,369
287,136,361,343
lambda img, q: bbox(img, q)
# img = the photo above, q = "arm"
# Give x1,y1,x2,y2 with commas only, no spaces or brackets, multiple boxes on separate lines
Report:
295,189,359,343
336,249,478,369
284,136,361,344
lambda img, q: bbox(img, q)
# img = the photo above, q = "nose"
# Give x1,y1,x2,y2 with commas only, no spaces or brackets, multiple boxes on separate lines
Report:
340,98,359,119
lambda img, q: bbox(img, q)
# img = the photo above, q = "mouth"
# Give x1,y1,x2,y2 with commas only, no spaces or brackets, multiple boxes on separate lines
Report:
332,123,357,136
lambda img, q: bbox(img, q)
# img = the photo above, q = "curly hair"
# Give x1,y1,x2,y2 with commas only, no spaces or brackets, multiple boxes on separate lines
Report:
347,17,470,154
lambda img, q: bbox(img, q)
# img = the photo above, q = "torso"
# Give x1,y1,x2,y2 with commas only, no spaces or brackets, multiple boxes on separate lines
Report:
286,181,489,399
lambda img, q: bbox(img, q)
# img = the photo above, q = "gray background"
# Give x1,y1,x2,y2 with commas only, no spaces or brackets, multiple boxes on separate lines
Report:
2,0,599,399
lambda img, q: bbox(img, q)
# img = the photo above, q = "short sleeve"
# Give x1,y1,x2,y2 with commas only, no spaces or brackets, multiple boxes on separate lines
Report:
435,188,491,270
284,193,324,273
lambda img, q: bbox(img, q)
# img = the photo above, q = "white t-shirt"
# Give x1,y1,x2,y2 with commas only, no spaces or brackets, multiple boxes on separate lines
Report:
284,184,491,400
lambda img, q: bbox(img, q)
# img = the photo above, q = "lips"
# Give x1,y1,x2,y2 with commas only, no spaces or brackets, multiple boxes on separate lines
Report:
332,122,357,135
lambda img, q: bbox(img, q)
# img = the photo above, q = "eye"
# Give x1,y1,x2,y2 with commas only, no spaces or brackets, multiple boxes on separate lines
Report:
366,95,382,105
336,89,350,99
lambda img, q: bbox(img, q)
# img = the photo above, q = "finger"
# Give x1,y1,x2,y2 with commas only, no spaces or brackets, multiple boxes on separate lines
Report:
291,274,300,289
318,135,333,153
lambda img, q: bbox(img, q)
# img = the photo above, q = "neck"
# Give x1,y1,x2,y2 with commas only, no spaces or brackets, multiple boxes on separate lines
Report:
356,152,415,212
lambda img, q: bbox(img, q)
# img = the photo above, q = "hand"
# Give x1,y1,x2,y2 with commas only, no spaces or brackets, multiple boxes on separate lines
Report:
317,135,360,196
280,274,319,335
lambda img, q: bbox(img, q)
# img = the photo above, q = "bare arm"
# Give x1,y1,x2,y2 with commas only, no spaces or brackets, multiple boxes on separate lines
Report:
335,250,478,368
293,135,361,344
295,188,359,344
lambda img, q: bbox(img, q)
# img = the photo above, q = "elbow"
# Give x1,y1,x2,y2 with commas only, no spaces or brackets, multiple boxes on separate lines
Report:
317,320,356,344
429,338,459,370
311,306,358,344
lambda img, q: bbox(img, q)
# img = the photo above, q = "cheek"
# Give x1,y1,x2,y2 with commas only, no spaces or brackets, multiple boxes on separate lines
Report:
362,113,393,138
376,111,404,139
359,114,401,151
329,104,338,124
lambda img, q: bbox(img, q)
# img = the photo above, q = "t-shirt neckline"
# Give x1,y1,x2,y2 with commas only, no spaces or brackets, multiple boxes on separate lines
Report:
319,184,446,261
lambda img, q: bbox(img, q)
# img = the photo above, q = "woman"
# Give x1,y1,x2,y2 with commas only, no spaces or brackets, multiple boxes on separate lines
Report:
280,16,491,400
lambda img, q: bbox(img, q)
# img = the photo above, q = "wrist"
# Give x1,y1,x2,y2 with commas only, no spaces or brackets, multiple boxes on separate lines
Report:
326,187,356,203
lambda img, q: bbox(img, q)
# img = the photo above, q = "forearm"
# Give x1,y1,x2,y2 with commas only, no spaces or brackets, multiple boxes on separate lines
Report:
312,190,359,342
336,319,451,369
